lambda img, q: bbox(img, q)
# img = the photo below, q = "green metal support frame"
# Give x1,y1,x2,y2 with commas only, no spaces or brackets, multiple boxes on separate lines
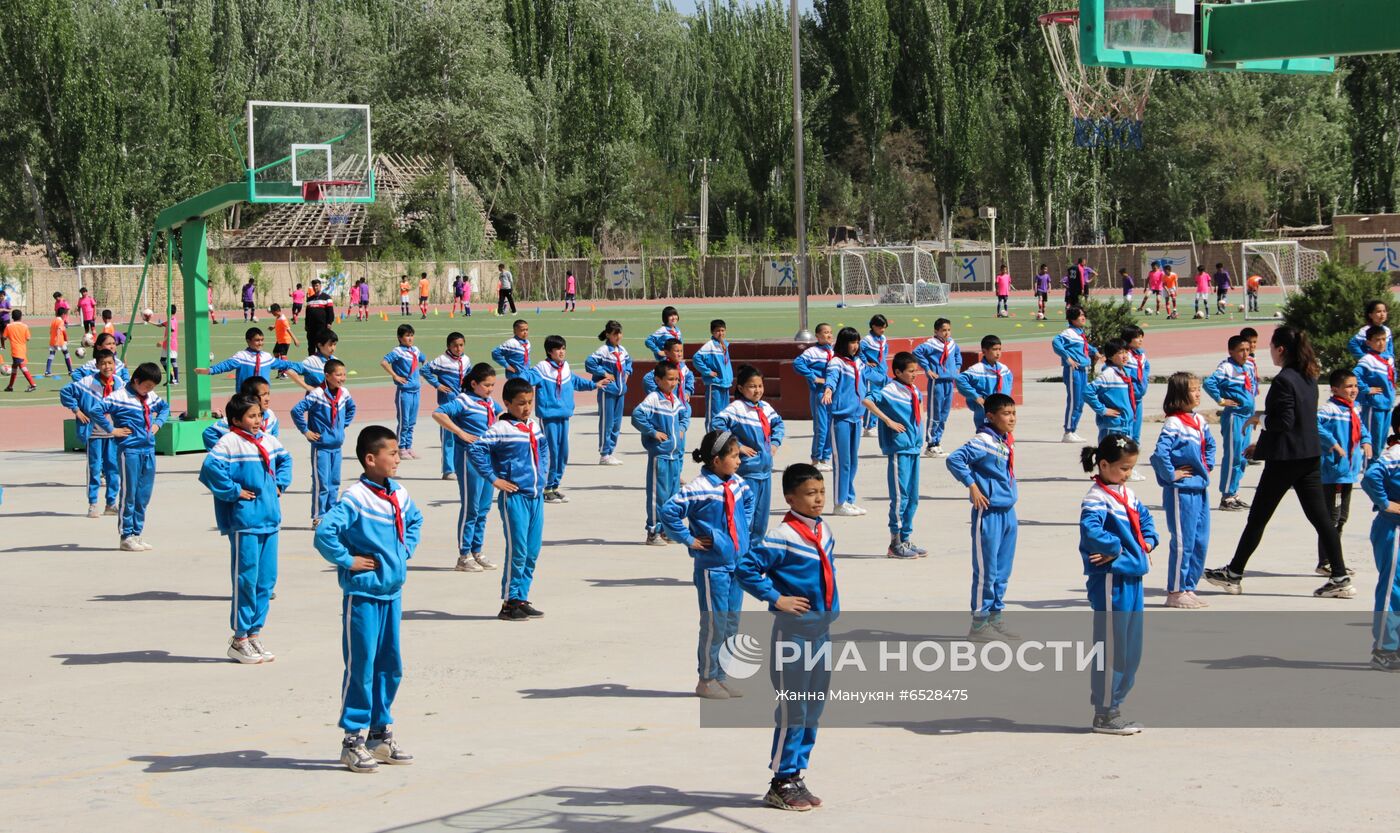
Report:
1202,0,1400,65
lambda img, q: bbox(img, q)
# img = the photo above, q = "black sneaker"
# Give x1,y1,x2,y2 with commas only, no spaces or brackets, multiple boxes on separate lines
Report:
764,776,814,812
1092,710,1143,735
518,600,544,618
1315,564,1357,577
1231,496,1251,509
793,776,822,807
1314,576,1357,598
1203,567,1243,595
498,600,529,621
1371,650,1400,672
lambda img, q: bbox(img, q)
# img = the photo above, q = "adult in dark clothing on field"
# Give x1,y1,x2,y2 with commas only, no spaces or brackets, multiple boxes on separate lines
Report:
304,278,335,356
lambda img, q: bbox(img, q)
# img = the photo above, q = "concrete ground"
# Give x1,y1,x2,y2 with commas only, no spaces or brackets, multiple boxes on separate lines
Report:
3,349,1391,833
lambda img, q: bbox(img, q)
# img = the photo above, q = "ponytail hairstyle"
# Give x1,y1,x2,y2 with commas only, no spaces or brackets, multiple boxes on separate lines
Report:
691,429,741,468
1080,433,1139,473
598,319,623,341
734,364,762,386
1271,325,1321,380
465,361,496,392
834,326,862,358
1161,371,1200,414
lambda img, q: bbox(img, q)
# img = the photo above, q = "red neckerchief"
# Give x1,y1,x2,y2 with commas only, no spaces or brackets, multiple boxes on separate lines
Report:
980,426,1013,478
513,420,539,469
1074,327,1090,363
902,382,922,427
471,394,496,427
783,511,833,609
1330,397,1363,453
668,360,688,402
720,477,741,552
322,385,342,426
231,427,273,474
249,349,262,378
873,334,886,366
1094,476,1148,554
716,338,728,360
666,326,680,341
134,389,152,432
1169,411,1209,471
450,354,465,389
609,346,625,380
550,359,566,396
938,338,952,366
521,339,530,366
1132,349,1146,386
1116,366,1138,415
363,480,404,542
405,347,419,377
841,355,861,392
663,389,677,409
985,361,1004,393
745,398,771,442
101,376,113,397
1372,350,1396,384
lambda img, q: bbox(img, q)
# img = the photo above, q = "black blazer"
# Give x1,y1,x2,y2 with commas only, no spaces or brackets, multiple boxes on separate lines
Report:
1254,366,1321,461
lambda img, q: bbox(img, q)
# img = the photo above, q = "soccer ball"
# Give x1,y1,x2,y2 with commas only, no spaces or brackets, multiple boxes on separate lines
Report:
1193,311,1205,320
0,364,10,376
141,308,154,321
1034,312,1046,320
75,347,85,358
81,332,96,347
1238,304,1246,312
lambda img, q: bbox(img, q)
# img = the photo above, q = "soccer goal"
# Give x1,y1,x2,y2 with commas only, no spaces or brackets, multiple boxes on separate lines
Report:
76,264,155,322
838,246,950,307
1240,240,1328,321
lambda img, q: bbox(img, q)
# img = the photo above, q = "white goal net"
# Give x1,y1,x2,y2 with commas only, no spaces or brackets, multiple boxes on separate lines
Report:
838,246,949,307
1240,241,1328,321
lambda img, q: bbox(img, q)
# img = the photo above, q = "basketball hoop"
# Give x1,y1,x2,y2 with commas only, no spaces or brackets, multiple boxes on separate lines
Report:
303,179,364,225
1039,9,1156,150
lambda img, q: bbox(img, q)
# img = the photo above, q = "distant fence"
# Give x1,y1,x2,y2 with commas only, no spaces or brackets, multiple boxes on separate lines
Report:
8,234,1398,319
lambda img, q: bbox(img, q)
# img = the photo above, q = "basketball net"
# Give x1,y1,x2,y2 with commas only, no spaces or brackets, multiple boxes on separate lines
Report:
1039,10,1155,150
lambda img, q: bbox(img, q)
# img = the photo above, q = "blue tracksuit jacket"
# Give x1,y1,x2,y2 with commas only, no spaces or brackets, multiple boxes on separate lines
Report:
435,392,504,555
1080,479,1156,711
1053,326,1097,433
711,397,785,540
1355,352,1397,452
1204,357,1258,497
291,386,355,448
1363,446,1400,652
913,336,960,447
1349,324,1394,360
632,390,691,535
693,338,733,427
662,470,755,570
60,374,118,444
823,356,864,421
946,428,1017,509
956,360,1014,429
315,476,423,600
526,359,599,419
1084,364,1138,440
286,352,337,388
642,360,696,411
645,325,683,360
203,408,280,450
794,343,834,460
384,344,428,449
82,385,170,537
208,349,296,388
1125,349,1150,441
199,429,293,535
824,355,865,506
859,333,890,430
71,357,130,384
468,417,550,600
422,351,472,474
60,374,121,506
1319,397,1371,485
585,343,633,457
867,381,924,539
492,337,532,378
1151,412,1216,594
1080,480,1158,579
947,427,1018,614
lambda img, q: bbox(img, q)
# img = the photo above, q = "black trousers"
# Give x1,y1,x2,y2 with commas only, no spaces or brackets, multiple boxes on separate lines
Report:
1228,456,1347,577
497,288,516,314
1320,483,1353,567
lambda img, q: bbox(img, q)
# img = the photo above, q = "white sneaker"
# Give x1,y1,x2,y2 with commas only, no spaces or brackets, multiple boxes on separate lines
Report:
227,637,262,664
853,504,867,515
87,504,101,519
248,635,275,662
1128,468,1147,482
930,445,945,456
473,553,499,570
135,538,154,551
833,503,862,517
119,536,143,552
600,455,624,466
923,446,939,458
814,461,833,472
455,555,483,573
1062,432,1086,443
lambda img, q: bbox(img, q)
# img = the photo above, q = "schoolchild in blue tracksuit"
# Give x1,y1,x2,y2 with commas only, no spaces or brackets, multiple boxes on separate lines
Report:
633,363,690,545
1079,434,1158,735
197,327,300,390
1150,372,1217,608
202,375,281,450
955,334,1014,432
1362,422,1400,671
314,425,423,773
945,393,1018,639
291,360,356,522
71,333,129,384
285,329,339,389
1052,306,1097,440
59,349,121,517
662,430,754,699
491,319,532,379
1347,300,1392,360
912,318,959,455
1203,335,1258,510
793,323,835,467
864,352,927,559
525,335,609,502
692,319,733,431
859,315,890,434
1319,369,1372,574
712,364,785,542
644,337,697,412
736,463,837,812
1123,325,1150,444
645,305,683,360
199,392,292,664
75,362,169,550
1355,325,1396,462
380,325,428,457
585,320,632,465
422,332,470,477
431,362,503,573
1084,339,1138,443
468,377,551,621
824,327,865,514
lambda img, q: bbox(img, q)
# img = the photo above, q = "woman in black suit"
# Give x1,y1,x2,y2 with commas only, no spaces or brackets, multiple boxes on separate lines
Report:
1204,326,1357,598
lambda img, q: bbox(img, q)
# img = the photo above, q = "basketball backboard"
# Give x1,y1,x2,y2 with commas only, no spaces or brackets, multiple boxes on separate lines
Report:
1078,0,1335,73
244,101,374,204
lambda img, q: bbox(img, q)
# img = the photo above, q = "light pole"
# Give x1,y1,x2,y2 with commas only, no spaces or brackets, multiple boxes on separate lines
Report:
791,0,813,343
980,206,998,291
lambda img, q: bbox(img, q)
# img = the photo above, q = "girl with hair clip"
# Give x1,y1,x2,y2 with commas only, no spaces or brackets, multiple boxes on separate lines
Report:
585,320,632,466
661,430,756,700
823,327,866,516
1079,434,1157,735
431,362,505,573
1150,372,1216,609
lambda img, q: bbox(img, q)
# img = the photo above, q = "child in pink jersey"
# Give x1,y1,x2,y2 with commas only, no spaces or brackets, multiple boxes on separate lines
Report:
78,288,97,335
1193,266,1211,318
994,267,1012,318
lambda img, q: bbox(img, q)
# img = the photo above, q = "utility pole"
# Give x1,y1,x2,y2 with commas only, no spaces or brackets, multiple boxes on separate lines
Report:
790,0,813,343
692,157,717,258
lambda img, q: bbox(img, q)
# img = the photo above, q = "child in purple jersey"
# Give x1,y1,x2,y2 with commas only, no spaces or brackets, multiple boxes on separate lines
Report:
1032,263,1052,319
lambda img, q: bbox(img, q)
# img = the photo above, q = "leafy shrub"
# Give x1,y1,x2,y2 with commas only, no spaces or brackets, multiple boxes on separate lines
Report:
1281,260,1394,374
1081,298,1141,353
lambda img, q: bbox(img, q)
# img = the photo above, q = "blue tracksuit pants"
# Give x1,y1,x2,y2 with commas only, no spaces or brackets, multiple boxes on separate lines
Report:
541,418,569,490
86,436,119,506
1163,486,1210,593
645,453,683,534
748,475,772,542
829,417,861,506
339,594,402,732
862,378,881,430
597,392,623,456
455,462,494,556
1063,367,1089,433
1219,410,1249,498
887,453,920,539
499,491,544,600
1088,574,1144,712
808,388,831,462
926,380,953,448
967,401,987,432
770,624,829,778
116,449,154,537
694,565,743,680
395,388,419,450
1363,404,1393,464
440,426,457,476
310,446,343,520
1369,519,1400,653
1097,413,1136,443
229,530,278,636
970,506,1017,615
706,384,730,432
1132,400,1146,444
